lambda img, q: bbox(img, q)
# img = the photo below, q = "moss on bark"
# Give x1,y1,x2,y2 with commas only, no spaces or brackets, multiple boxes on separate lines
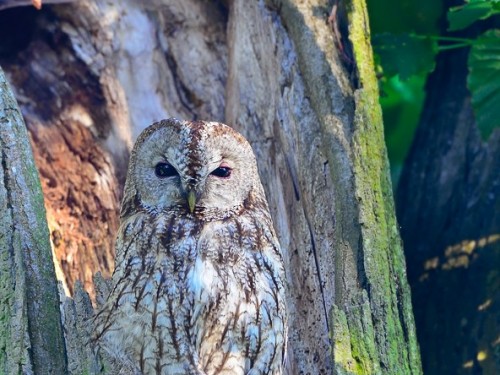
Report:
345,0,422,373
0,67,67,374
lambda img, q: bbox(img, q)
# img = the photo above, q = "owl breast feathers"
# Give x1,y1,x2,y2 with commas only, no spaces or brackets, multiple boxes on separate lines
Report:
94,119,287,375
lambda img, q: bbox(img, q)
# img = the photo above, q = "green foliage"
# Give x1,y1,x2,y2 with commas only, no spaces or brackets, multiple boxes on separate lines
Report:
370,0,500,147
367,0,442,34
446,1,500,139
366,0,441,186
379,75,425,183
448,0,500,31
372,34,438,80
468,29,500,138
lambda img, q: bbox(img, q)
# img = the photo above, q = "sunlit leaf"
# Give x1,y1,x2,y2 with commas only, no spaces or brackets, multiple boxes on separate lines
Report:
448,0,500,31
372,33,438,80
467,29,500,139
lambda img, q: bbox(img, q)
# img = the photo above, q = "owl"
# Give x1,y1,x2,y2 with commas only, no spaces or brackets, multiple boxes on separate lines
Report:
94,119,287,375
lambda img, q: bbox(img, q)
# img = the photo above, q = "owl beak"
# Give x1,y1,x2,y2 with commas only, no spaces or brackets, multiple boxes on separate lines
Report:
187,189,196,213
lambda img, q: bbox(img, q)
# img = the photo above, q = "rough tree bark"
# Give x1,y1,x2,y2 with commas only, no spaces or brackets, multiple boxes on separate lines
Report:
0,68,66,375
0,0,422,374
396,4,500,374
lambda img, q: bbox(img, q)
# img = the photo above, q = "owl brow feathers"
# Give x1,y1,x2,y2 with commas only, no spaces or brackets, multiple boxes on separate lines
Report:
122,119,249,217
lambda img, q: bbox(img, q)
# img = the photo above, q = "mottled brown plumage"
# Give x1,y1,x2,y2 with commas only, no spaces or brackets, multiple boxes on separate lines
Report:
94,119,287,375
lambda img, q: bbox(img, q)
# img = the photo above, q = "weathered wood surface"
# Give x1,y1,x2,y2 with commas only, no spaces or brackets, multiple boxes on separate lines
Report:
226,1,421,373
0,1,422,374
0,67,67,375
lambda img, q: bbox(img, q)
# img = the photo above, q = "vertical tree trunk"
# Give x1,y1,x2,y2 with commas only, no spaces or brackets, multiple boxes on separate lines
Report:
0,67,66,375
396,17,500,375
0,1,422,373
226,1,421,373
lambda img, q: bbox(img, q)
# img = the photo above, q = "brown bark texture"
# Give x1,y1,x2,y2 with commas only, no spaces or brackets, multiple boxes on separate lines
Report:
1,0,421,374
396,10,500,375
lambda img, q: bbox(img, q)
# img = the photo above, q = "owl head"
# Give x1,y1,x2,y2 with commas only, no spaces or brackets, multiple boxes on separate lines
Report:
121,119,263,220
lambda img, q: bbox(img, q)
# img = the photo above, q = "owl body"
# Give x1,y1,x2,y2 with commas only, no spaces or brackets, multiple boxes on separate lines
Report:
95,119,286,375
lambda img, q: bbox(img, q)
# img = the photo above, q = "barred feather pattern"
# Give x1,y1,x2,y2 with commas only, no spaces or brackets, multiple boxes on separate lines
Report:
94,119,287,375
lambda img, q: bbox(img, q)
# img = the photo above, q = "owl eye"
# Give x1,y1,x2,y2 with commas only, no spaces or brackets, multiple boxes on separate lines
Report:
211,165,232,178
154,162,178,178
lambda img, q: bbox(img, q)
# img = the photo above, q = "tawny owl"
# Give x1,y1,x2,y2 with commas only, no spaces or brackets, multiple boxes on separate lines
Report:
94,119,287,375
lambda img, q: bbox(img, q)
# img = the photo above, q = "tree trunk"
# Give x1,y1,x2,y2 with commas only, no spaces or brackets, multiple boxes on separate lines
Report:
0,67,66,375
0,1,422,374
396,11,500,375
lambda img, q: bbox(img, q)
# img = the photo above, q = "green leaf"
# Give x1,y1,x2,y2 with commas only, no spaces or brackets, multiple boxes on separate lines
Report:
467,29,500,139
448,0,500,31
372,33,438,80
